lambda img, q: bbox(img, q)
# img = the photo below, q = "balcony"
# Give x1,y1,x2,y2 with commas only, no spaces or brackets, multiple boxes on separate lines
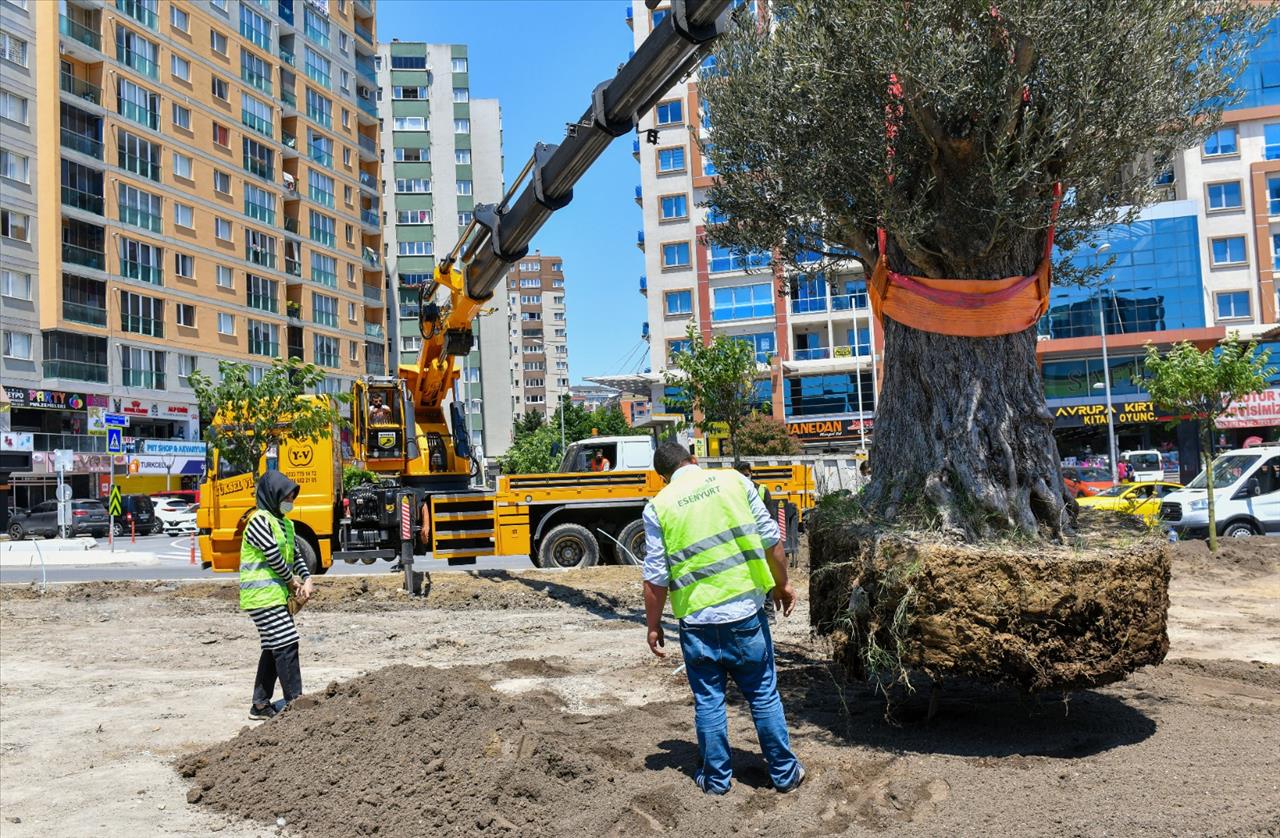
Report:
790,297,828,315
62,300,107,327
357,96,377,120
641,321,650,339
61,185,104,215
285,257,302,277
625,3,634,28
364,323,384,339
355,0,373,16
361,209,379,229
362,283,383,303
636,230,645,250
280,47,295,68
359,171,378,191
632,138,640,158
355,57,376,85
831,292,868,312
362,247,381,269
354,21,373,46
117,0,157,28
639,275,647,294
44,360,108,384
59,15,100,52
61,127,103,159
282,129,298,154
634,185,642,204
60,72,101,106
278,0,294,26
399,305,420,319
283,216,299,235
792,347,830,361
358,133,378,159
62,241,105,271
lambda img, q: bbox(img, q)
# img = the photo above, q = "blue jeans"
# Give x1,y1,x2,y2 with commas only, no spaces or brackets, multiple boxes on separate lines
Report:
678,609,802,794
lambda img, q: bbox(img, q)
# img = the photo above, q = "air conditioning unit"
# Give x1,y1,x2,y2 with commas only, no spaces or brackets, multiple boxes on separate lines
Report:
357,85,372,99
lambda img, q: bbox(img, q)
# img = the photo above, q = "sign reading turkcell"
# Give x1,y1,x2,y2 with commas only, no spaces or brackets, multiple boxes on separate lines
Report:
141,440,207,457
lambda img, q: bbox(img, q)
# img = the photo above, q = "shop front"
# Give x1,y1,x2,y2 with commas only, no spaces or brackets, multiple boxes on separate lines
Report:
786,415,873,450
1218,388,1280,448
1051,397,1201,483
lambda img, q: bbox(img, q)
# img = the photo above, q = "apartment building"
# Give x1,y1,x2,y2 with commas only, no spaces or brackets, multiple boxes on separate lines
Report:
0,0,385,501
629,3,876,454
375,41,514,457
506,253,569,419
1,0,39,394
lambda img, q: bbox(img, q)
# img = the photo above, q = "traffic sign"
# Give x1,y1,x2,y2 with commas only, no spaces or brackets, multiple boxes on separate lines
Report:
106,427,123,453
108,485,122,517
104,413,128,427
56,484,72,502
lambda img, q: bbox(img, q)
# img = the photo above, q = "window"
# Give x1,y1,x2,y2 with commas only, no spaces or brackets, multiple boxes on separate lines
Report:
709,243,771,273
454,149,472,165
395,177,430,193
311,252,336,286
392,116,427,131
1216,290,1252,320
177,355,197,387
661,241,691,268
452,57,468,73
173,203,194,228
520,295,542,304
119,184,162,233
454,119,470,133
660,194,688,220
309,211,335,247
3,331,32,360
341,108,350,129
247,319,279,356
243,137,275,180
398,240,434,256
665,290,693,315
242,93,273,138
241,50,272,95
393,147,428,163
0,89,28,123
119,290,164,337
172,103,191,130
239,4,271,50
214,169,232,195
174,252,194,278
118,130,161,181
304,47,331,88
456,180,473,196
349,340,359,362
307,170,335,208
1206,181,1242,210
211,76,229,101
657,147,686,173
1,269,32,300
307,130,333,166
215,217,232,241
217,312,235,334
656,100,683,125
1211,236,1247,266
245,229,276,268
1269,176,1280,217
390,55,427,70
0,149,27,183
712,283,774,321
458,211,473,226
176,303,195,327
392,86,429,100
117,78,160,129
453,87,469,103
210,0,227,13
213,122,230,147
171,55,191,82
244,183,275,224
1266,124,1280,161
210,29,228,56
115,27,158,78
247,274,278,312
172,152,193,180
1,31,27,66
303,7,330,47
0,209,28,241
306,88,332,127
397,209,432,224
312,293,338,326
117,0,156,26
347,301,357,322
216,265,233,288
170,5,189,32
313,334,339,367
119,237,163,284
1202,126,1238,156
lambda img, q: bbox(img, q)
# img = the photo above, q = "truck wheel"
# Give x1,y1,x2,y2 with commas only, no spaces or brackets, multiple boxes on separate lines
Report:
1223,521,1258,538
538,523,600,570
295,537,321,575
611,519,646,566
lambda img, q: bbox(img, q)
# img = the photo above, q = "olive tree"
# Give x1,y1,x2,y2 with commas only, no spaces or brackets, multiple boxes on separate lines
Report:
1144,338,1273,552
701,0,1269,539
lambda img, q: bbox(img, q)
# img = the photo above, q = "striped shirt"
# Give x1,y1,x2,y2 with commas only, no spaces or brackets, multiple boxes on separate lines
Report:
244,512,309,650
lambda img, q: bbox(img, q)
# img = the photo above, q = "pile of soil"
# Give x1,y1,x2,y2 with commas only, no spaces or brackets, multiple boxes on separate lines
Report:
1170,537,1280,578
808,508,1170,692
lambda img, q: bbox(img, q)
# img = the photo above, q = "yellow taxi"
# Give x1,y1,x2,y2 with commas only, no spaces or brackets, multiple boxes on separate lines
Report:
1075,481,1182,524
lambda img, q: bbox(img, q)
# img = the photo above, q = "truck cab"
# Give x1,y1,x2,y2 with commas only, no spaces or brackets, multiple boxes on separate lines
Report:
1160,445,1280,538
1120,449,1164,482
557,436,655,473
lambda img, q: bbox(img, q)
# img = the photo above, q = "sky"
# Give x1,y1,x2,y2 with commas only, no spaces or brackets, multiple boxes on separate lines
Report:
376,0,650,385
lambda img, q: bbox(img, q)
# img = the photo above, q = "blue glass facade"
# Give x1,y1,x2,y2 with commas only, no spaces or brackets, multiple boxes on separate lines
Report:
784,372,875,418
1041,207,1205,339
1226,19,1280,110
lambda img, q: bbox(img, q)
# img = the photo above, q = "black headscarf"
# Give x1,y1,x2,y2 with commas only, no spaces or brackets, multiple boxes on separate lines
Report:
255,469,300,518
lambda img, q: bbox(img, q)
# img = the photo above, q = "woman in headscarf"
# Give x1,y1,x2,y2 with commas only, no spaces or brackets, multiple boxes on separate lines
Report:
239,469,312,720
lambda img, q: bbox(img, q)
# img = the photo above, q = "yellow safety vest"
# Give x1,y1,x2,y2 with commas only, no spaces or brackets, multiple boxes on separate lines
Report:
650,468,775,619
239,510,296,610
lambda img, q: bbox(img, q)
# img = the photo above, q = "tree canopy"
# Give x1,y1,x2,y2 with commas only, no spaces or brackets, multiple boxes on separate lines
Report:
664,324,763,463
499,400,645,475
735,412,802,457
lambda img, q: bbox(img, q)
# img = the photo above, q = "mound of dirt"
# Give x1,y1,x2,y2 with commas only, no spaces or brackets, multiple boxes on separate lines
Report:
1170,537,1280,578
809,510,1170,692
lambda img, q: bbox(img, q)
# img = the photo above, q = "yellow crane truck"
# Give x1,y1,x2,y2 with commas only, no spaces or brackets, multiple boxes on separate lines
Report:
196,0,813,576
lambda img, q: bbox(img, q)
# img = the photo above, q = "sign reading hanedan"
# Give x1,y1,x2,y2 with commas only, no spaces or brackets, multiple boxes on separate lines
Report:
787,417,874,442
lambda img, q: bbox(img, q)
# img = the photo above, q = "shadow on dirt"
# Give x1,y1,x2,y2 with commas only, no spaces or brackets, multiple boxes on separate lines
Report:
645,739,776,790
476,570,648,625
773,647,1157,760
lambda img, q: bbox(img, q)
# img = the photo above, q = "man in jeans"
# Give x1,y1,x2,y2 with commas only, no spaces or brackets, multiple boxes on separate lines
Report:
642,442,804,795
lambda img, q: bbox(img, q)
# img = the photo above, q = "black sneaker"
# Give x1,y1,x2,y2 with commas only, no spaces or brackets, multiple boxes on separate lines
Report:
248,703,278,721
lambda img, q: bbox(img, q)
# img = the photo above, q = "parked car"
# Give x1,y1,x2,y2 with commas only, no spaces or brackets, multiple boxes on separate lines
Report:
1076,481,1183,524
8,499,109,540
1161,446,1280,538
151,489,198,505
114,494,158,537
152,497,197,534
1062,466,1114,498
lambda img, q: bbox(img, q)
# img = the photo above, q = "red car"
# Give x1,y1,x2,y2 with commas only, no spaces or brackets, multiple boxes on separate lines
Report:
1062,466,1114,498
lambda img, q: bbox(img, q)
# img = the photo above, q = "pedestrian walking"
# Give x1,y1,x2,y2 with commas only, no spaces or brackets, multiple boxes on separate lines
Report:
642,442,804,795
240,470,312,720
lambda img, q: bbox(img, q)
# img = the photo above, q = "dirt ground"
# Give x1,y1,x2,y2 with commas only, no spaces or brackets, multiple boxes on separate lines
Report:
1,541,1278,837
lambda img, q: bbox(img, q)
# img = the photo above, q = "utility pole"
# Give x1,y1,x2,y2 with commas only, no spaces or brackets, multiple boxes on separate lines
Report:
1098,295,1119,484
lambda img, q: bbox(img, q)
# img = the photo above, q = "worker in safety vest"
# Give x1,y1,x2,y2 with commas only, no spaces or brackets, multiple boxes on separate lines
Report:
643,441,804,795
241,470,313,720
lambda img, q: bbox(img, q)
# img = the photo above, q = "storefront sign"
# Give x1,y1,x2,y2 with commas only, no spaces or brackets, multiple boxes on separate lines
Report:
112,397,198,421
4,387,89,410
787,417,874,442
1053,400,1158,428
29,451,111,474
129,455,205,476
87,406,106,436
1219,388,1280,429
142,440,207,457
0,432,33,452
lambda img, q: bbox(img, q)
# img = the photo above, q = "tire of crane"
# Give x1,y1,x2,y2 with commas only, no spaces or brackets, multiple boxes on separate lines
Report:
537,523,600,570
611,518,646,566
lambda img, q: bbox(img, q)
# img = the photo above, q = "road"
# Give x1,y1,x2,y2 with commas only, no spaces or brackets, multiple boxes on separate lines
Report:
0,533,533,584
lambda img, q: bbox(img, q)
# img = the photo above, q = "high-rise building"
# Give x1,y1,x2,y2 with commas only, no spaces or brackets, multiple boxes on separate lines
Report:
506,253,569,419
375,41,514,458
1,0,385,503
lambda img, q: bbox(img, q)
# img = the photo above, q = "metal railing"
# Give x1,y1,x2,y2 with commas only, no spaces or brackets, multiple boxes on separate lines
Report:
60,128,103,159
60,72,100,105
361,210,378,227
59,15,100,51
62,301,107,326
364,323,384,339
61,185,104,215
282,88,296,108
280,47,295,67
122,369,165,390
44,360,108,383
354,22,373,45
241,111,274,138
358,97,377,117
30,432,109,453
62,242,105,271
285,258,302,277
830,293,869,311
358,134,377,155
359,171,377,190
792,347,830,361
362,283,382,301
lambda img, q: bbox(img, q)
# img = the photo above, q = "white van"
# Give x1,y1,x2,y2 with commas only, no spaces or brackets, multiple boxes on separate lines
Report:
1160,445,1280,538
1121,449,1164,482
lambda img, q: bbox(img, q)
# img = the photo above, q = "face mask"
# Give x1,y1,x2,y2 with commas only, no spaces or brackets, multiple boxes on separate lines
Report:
280,501,294,514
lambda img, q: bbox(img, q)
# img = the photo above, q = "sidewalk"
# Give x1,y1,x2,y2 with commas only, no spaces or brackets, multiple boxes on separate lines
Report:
0,538,161,568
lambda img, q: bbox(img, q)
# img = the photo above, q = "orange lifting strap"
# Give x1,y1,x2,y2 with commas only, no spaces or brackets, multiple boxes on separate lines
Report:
869,183,1063,338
